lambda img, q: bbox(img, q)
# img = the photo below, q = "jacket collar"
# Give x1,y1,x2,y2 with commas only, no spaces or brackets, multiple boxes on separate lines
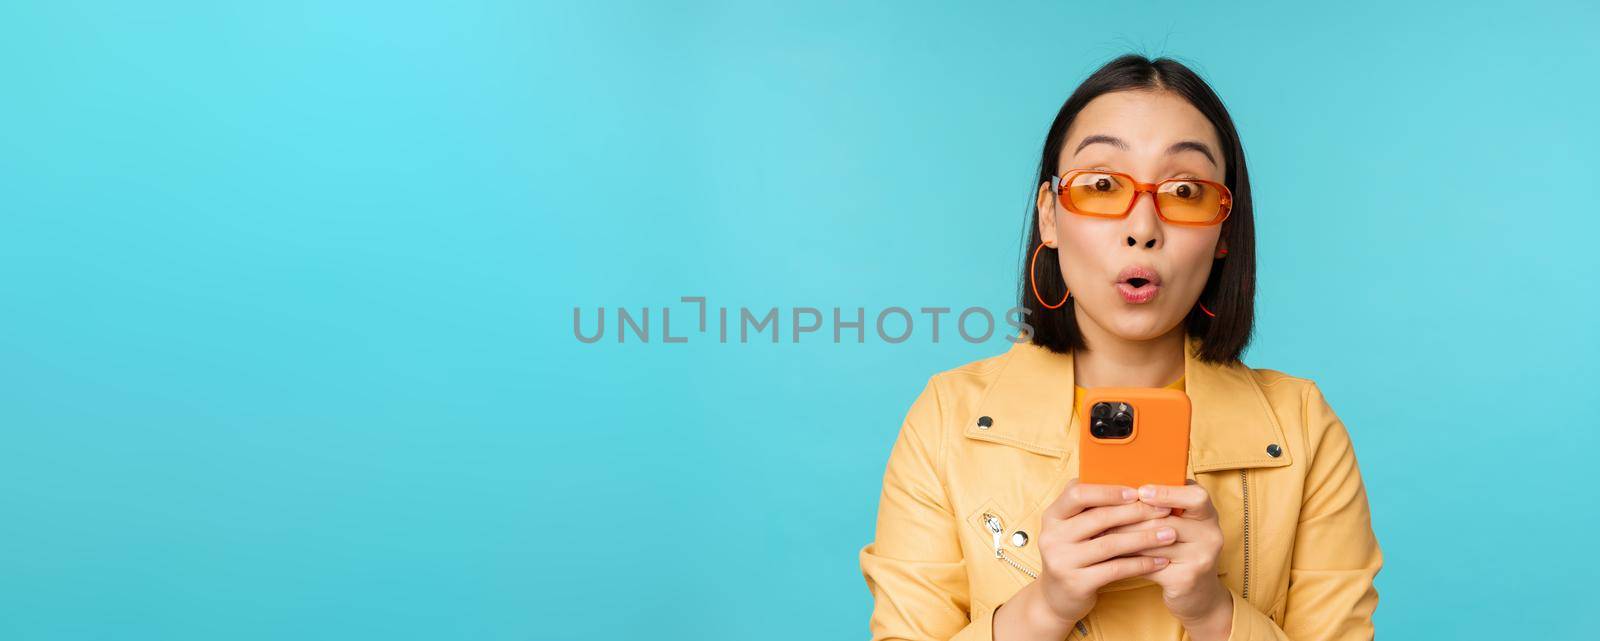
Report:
962,333,1292,472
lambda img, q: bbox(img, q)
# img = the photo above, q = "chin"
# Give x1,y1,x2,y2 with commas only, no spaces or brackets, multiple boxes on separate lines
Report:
1102,309,1179,341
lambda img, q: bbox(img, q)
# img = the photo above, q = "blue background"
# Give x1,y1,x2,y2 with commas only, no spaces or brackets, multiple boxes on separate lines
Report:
2,1,1595,639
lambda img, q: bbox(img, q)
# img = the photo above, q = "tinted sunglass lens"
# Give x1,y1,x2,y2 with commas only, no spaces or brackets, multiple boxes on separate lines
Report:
1065,172,1133,215
1157,180,1224,223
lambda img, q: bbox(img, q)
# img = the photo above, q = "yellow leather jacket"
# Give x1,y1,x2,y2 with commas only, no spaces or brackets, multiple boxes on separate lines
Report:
859,334,1382,640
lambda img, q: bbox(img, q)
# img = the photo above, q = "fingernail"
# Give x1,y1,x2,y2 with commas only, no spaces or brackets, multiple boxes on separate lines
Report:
1121,488,1137,501
1156,527,1176,542
1139,486,1156,500
1153,557,1169,567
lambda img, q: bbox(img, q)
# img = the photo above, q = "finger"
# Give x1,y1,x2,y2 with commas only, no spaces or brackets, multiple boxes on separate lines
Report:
1102,519,1209,550
1044,478,1137,521
1172,479,1200,518
1068,526,1177,566
1098,514,1179,537
1136,482,1216,520
1081,554,1167,587
1125,541,1201,564
1061,502,1172,540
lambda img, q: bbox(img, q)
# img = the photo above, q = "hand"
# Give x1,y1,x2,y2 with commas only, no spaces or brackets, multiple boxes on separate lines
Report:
1027,478,1177,627
1102,479,1233,639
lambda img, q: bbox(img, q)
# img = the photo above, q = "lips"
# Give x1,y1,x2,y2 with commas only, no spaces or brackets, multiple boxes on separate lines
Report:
1115,265,1162,304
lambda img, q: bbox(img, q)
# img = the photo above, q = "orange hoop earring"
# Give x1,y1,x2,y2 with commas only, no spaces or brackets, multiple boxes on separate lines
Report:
1198,301,1216,318
1029,242,1070,310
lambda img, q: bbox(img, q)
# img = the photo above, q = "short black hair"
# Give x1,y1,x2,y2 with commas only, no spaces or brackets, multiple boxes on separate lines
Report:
1019,54,1255,364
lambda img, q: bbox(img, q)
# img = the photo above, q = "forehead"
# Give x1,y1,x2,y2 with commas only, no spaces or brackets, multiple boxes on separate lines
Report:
1060,89,1223,166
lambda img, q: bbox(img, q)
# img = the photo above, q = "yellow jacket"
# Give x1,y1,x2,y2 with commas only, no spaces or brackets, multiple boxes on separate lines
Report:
859,334,1382,640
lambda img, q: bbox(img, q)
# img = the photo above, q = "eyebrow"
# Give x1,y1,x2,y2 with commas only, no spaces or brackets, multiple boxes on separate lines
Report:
1073,135,1219,167
1074,134,1128,155
1167,140,1218,166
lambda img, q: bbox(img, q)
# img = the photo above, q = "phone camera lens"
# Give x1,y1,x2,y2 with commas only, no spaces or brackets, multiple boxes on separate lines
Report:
1088,401,1135,439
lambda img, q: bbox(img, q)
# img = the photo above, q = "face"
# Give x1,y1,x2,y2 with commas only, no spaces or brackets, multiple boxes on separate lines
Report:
1034,89,1229,342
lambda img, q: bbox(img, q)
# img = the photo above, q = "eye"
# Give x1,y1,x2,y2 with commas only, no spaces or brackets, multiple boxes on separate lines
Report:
1163,180,1206,200
1070,172,1123,193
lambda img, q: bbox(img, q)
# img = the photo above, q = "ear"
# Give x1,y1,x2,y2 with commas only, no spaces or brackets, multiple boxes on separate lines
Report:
1036,181,1058,248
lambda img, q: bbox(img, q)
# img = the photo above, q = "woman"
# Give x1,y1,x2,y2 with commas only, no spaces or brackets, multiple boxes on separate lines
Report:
858,55,1382,641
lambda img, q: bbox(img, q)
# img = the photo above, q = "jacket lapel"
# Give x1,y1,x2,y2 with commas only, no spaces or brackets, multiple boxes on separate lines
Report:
962,334,1293,472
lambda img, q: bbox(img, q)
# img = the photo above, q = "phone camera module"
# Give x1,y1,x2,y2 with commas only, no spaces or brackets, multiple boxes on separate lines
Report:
1089,401,1134,439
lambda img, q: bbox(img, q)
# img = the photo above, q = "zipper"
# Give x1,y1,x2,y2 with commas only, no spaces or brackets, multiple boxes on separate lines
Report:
1240,469,1251,603
981,512,1039,580
982,512,1088,638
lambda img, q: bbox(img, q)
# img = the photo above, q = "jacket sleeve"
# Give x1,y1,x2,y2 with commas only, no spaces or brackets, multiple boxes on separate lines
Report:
1211,382,1384,641
859,376,996,641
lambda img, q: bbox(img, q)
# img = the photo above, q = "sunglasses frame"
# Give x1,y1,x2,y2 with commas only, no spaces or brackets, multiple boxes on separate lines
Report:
1050,169,1233,226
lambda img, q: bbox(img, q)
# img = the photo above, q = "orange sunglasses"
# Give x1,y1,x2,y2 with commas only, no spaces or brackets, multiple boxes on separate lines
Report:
1050,169,1232,226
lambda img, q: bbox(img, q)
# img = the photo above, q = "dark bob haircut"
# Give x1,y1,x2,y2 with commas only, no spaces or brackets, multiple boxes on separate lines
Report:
1020,54,1255,364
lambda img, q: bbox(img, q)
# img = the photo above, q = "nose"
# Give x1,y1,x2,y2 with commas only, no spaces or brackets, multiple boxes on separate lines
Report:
1123,190,1164,249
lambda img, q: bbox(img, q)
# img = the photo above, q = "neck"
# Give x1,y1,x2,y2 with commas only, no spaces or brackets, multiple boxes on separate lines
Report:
1070,310,1187,389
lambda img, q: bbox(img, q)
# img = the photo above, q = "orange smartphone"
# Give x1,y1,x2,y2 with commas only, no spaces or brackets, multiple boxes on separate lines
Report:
1078,386,1192,502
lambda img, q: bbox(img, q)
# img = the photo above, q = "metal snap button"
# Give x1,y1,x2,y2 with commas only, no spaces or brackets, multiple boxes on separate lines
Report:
1011,530,1028,547
977,416,993,430
1266,443,1282,457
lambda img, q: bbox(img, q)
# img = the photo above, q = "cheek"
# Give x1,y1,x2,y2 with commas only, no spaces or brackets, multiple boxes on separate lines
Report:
1056,219,1116,260
1169,237,1220,291
1056,226,1112,283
